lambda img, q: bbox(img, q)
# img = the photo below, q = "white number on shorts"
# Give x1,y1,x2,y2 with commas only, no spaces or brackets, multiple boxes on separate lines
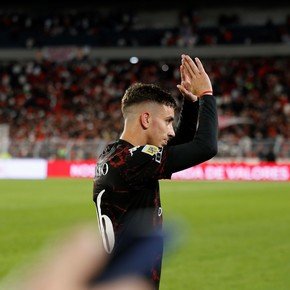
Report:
96,189,115,253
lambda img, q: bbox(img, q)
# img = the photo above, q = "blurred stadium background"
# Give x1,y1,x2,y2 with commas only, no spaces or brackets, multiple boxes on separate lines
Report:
0,1,290,289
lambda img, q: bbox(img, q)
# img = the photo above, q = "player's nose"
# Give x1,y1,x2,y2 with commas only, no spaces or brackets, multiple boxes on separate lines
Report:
168,126,175,138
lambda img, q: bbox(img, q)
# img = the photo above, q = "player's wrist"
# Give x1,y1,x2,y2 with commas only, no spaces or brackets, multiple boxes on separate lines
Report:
199,90,213,97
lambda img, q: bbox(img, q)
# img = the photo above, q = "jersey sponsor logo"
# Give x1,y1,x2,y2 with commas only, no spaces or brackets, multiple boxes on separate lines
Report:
141,145,159,156
129,146,140,156
155,147,163,163
95,163,109,177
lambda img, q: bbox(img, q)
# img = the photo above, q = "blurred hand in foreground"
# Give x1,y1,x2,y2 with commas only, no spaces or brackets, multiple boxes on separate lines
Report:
2,225,153,290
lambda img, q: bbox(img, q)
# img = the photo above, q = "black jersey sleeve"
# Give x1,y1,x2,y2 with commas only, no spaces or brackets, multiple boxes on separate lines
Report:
162,95,218,177
168,98,199,146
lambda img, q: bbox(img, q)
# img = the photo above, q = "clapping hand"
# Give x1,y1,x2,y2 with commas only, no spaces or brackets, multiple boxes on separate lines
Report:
177,55,213,102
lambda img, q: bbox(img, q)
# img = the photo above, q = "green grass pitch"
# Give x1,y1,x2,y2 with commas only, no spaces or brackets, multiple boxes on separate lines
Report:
0,179,290,290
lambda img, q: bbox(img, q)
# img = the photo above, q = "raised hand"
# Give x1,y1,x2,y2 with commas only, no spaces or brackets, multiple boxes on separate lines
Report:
177,55,213,102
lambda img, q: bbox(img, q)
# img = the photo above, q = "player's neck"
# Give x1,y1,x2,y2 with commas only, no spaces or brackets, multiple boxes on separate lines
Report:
120,125,148,147
120,131,147,147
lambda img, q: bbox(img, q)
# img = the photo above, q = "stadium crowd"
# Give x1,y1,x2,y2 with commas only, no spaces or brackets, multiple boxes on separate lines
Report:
0,56,289,159
0,9,289,47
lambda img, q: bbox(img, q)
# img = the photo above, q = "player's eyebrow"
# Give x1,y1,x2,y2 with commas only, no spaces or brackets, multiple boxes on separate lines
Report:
166,116,174,122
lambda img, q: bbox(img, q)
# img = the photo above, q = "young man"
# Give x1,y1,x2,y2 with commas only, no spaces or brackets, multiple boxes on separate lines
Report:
93,55,218,289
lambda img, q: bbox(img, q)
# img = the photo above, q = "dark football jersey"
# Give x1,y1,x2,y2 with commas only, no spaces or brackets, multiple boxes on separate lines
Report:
93,95,218,289
93,141,169,287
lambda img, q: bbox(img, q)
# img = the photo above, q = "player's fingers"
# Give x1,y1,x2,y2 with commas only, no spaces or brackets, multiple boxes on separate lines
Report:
194,57,205,73
184,55,200,75
182,80,191,91
177,84,191,97
180,65,185,84
181,64,191,84
182,59,195,79
177,84,186,96
182,64,193,84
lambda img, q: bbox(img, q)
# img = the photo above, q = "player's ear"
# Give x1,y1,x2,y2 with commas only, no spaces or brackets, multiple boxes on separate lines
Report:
140,112,150,129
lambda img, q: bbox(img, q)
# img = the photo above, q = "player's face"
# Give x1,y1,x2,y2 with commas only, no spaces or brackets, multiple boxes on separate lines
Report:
148,104,175,147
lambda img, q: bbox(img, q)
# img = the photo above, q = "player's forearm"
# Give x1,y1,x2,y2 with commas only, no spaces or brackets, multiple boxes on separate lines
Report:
193,95,218,156
168,98,199,146
165,95,218,174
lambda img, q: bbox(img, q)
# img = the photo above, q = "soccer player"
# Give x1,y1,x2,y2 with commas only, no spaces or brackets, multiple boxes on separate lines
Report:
93,55,218,289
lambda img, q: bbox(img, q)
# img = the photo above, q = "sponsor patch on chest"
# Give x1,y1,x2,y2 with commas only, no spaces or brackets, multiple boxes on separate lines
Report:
141,145,159,156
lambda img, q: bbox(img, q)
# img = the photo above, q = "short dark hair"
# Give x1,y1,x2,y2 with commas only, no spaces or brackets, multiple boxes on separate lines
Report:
121,83,177,114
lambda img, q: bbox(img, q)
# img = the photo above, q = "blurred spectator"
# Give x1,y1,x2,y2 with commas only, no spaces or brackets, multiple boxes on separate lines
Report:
258,147,277,162
177,10,199,47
